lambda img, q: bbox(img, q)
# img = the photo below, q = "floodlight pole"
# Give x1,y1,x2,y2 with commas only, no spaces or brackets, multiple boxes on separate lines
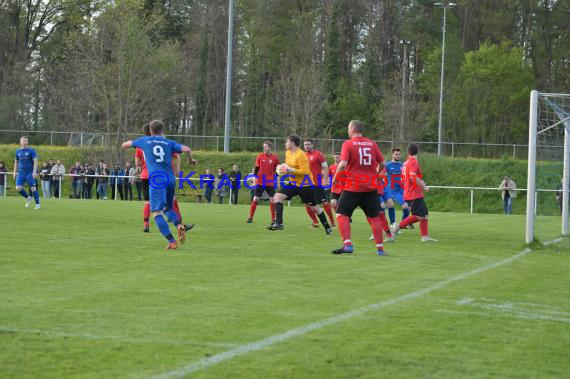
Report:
525,90,539,244
223,0,234,154
400,40,412,142
434,2,455,156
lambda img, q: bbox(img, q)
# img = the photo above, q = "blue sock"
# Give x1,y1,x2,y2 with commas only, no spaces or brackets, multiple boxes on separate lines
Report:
164,209,180,227
388,207,396,224
154,215,175,243
18,189,29,199
32,190,40,205
402,208,410,220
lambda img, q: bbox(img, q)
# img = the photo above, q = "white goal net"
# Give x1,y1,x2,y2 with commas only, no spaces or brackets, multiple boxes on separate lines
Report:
526,91,570,243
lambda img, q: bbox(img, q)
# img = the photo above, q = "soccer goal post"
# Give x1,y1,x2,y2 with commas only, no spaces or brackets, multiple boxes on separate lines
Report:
526,90,570,244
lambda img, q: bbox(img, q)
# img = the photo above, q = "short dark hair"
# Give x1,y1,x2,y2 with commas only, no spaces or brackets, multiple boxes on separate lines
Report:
263,140,273,149
143,123,151,136
333,152,341,156
304,139,314,144
287,135,301,147
408,144,419,156
349,120,365,133
149,120,164,135
392,148,401,153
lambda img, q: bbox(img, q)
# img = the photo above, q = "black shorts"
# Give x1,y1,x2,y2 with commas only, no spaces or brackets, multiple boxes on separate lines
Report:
278,185,317,206
408,197,429,218
314,187,328,204
142,179,150,201
254,185,276,198
331,192,341,201
336,190,379,218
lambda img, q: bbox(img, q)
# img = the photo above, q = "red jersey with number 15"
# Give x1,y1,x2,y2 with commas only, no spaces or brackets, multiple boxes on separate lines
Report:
402,156,423,201
255,153,280,186
339,137,384,193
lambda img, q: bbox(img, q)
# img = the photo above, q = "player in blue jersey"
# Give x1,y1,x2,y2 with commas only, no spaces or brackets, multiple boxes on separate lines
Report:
13,136,40,209
384,148,410,228
122,120,196,250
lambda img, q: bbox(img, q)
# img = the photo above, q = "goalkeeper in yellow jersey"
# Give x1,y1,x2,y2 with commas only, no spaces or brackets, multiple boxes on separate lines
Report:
266,135,332,235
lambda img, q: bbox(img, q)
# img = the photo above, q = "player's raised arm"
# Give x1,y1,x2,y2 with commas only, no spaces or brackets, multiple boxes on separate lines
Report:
122,140,133,149
181,146,197,165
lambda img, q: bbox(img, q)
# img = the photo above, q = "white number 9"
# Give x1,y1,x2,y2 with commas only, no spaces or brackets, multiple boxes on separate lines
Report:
153,145,165,163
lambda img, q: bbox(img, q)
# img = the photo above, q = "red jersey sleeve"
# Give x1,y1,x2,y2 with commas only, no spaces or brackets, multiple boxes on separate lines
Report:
255,154,261,168
340,140,351,162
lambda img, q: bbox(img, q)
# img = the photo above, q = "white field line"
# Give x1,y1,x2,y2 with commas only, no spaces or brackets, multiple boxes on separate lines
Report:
457,298,570,317
153,239,563,379
0,326,237,348
439,309,570,324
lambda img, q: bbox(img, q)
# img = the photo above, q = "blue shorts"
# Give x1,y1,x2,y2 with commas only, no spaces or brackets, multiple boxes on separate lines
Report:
384,189,406,206
149,181,176,212
16,173,37,188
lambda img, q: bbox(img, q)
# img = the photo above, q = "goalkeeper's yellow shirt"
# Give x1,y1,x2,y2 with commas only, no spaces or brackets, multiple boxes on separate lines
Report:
285,148,315,187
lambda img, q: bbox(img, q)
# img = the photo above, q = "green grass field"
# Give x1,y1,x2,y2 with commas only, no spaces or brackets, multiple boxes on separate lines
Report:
1,197,569,379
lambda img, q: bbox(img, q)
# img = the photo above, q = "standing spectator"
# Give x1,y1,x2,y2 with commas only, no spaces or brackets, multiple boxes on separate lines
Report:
123,162,134,201
96,163,110,199
215,167,229,204
39,161,52,198
82,164,96,199
50,160,65,198
110,163,125,200
203,169,215,203
499,176,517,215
0,161,6,196
228,164,242,205
134,165,143,200
95,161,104,199
70,162,83,198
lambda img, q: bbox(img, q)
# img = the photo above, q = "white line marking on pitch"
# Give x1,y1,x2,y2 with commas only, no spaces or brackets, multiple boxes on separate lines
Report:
153,239,563,379
0,326,237,348
439,309,570,324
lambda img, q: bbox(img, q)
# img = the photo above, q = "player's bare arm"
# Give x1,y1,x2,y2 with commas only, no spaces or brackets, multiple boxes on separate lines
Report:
332,160,348,186
321,161,329,185
122,141,133,149
13,159,18,179
32,157,38,178
181,146,197,165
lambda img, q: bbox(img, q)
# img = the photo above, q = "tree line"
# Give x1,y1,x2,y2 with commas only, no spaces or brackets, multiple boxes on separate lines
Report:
0,0,568,148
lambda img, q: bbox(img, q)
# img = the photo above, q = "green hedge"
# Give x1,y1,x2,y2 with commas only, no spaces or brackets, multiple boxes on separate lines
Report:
0,145,563,215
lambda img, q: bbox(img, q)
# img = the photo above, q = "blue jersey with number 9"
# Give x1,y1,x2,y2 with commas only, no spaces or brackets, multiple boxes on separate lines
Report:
132,136,184,179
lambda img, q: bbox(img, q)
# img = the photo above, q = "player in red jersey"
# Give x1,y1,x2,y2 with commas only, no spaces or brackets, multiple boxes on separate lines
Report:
247,141,280,223
331,120,387,256
391,144,437,242
328,152,342,211
303,140,335,228
135,123,193,233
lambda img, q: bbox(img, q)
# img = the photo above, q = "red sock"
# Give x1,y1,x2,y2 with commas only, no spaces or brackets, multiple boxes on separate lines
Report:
173,198,182,222
337,214,352,245
143,202,150,224
269,202,276,222
420,219,429,236
399,215,419,229
367,216,384,249
379,213,392,237
323,203,335,226
249,199,258,218
305,204,318,224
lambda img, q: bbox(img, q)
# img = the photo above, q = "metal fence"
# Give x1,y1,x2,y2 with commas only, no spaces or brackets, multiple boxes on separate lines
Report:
0,129,566,160
1,173,566,218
